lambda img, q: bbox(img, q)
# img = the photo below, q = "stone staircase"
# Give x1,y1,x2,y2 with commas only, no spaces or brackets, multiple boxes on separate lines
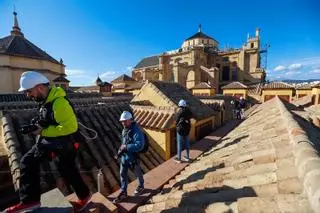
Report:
137,98,315,213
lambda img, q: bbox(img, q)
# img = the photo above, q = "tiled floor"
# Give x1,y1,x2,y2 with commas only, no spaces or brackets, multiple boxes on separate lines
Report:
107,119,241,213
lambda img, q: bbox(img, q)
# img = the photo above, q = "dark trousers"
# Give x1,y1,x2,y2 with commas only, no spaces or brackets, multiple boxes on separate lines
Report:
120,159,144,193
19,139,90,203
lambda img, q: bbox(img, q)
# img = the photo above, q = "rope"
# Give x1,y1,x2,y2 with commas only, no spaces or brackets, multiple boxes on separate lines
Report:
78,122,98,140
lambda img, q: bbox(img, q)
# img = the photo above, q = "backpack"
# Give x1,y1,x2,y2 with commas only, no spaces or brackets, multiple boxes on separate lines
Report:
139,133,149,153
177,118,191,136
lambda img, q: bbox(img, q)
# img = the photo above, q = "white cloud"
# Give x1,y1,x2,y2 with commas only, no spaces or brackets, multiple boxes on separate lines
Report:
288,63,303,70
274,65,286,71
100,71,118,82
285,71,301,76
298,57,320,67
126,66,133,71
311,69,320,74
65,69,85,76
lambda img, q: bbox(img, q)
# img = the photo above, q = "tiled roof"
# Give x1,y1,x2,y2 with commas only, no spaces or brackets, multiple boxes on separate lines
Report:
192,82,216,89
200,99,224,111
291,95,313,107
0,35,60,64
311,83,320,88
1,104,165,201
53,75,70,83
112,83,127,89
0,93,31,102
126,82,145,90
296,84,312,90
221,81,248,89
137,97,319,212
247,83,263,95
147,81,216,120
0,95,132,111
185,31,218,43
263,81,294,89
134,56,159,69
0,92,104,103
111,74,136,83
98,81,112,87
199,95,234,121
131,105,176,130
75,86,100,93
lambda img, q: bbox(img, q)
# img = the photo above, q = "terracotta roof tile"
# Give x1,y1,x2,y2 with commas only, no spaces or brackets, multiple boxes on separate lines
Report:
146,81,215,121
221,81,248,89
138,97,318,212
126,82,145,90
111,74,136,83
311,83,320,88
296,84,312,89
1,104,165,204
75,85,100,92
192,82,216,89
247,83,263,95
263,81,294,89
131,105,176,130
112,83,127,89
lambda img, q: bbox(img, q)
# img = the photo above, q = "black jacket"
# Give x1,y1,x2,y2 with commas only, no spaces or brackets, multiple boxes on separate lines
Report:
175,107,193,136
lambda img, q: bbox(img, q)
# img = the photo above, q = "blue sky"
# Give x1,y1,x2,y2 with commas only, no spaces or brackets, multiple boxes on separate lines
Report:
0,0,319,85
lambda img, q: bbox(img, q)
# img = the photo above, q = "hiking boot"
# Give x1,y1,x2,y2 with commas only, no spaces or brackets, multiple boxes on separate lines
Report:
134,186,144,196
174,158,181,163
113,191,127,203
70,193,92,213
4,201,41,213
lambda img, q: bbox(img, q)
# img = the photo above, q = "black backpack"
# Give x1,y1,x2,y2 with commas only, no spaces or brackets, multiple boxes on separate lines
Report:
139,133,149,153
177,118,191,136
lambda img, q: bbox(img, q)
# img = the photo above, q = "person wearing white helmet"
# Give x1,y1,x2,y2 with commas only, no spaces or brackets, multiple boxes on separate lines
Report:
18,71,50,102
114,111,145,203
175,99,193,163
4,71,92,213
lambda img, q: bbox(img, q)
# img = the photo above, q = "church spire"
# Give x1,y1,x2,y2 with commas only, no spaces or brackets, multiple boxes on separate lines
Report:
198,24,202,33
11,9,24,37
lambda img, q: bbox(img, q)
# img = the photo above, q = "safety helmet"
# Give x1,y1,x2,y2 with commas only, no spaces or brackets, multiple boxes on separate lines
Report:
178,99,187,107
119,111,133,121
18,71,50,92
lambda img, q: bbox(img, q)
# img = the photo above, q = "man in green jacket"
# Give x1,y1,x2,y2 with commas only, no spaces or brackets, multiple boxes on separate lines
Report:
4,71,91,213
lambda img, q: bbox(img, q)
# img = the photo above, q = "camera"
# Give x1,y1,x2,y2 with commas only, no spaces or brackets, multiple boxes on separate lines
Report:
18,117,40,134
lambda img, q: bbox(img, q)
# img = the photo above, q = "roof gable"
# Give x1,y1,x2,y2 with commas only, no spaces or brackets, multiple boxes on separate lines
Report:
221,81,248,89
111,74,136,83
192,82,216,89
263,81,294,89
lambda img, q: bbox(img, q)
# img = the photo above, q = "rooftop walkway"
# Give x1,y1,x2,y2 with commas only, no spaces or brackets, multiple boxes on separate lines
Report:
107,118,244,212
